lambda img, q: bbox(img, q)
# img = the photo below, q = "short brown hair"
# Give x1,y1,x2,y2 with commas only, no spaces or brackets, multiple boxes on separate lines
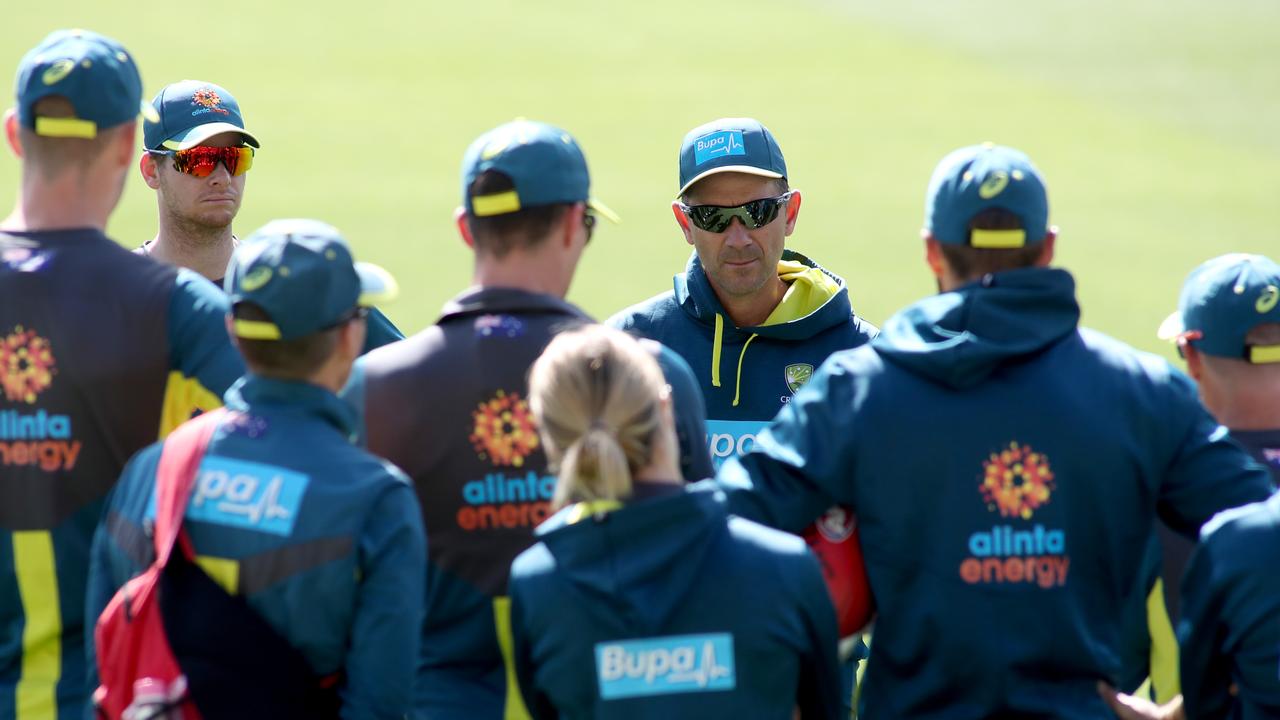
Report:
466,171,571,258
1246,323,1280,347
233,303,339,378
19,96,124,177
938,208,1046,281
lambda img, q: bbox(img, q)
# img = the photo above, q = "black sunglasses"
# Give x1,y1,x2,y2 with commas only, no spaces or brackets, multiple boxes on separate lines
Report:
677,192,793,233
583,210,597,244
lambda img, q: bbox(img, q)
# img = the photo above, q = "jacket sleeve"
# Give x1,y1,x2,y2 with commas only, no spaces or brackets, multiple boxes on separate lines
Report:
792,548,842,720
161,270,244,437
361,308,405,355
1177,531,1235,719
647,341,714,483
717,355,857,532
340,475,427,720
509,578,559,720
1155,371,1273,539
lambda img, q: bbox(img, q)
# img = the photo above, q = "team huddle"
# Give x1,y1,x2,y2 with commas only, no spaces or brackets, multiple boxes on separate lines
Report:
2,27,1279,720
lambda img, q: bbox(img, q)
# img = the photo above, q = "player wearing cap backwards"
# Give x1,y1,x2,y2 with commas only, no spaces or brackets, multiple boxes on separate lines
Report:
0,30,242,719
716,143,1274,719
346,119,711,719
1100,254,1280,720
87,219,425,718
607,117,877,708
136,80,404,352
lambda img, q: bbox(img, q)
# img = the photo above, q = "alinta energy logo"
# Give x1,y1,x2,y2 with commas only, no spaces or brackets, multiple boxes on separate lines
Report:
0,326,81,472
960,442,1068,589
460,390,555,531
191,88,230,116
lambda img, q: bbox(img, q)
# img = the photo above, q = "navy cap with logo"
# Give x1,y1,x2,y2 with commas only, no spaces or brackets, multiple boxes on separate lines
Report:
677,117,787,198
143,80,260,151
225,219,398,342
1158,253,1280,364
14,29,157,139
925,143,1050,249
461,119,617,222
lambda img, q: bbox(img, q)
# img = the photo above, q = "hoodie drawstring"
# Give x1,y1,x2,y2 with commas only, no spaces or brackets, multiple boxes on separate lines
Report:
711,314,724,388
733,334,757,407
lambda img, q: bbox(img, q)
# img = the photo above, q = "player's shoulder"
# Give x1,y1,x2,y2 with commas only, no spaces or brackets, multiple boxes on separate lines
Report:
724,514,810,559
360,324,448,382
169,267,231,314
1201,492,1280,547
510,539,557,586
607,290,679,333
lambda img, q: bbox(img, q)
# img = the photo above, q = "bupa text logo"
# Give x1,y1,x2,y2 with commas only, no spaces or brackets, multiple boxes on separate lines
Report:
693,130,746,165
188,457,309,536
596,633,735,700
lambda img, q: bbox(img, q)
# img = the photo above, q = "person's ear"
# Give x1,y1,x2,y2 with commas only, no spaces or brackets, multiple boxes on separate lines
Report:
783,189,802,236
924,233,946,280
560,203,585,250
1181,341,1205,381
343,316,367,359
4,110,22,159
139,151,161,189
223,315,243,352
1037,227,1058,267
671,201,694,246
112,122,137,168
454,206,475,250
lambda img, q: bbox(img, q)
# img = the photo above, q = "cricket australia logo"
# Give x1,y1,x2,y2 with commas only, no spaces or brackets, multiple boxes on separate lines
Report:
784,363,813,394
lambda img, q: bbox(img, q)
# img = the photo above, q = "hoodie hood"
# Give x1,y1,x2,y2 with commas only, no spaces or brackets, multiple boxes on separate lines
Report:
675,249,853,341
533,483,726,632
873,267,1080,390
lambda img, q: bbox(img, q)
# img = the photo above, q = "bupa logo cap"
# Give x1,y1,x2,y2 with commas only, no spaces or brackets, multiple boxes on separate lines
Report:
677,117,787,197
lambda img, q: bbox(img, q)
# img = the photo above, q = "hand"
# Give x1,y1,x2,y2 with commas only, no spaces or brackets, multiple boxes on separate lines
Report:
1097,682,1185,720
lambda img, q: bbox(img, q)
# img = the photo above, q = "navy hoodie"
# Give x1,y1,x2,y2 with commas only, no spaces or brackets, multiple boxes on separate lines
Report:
718,267,1274,719
508,483,840,719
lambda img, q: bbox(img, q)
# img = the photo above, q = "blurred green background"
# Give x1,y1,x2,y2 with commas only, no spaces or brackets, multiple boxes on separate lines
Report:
3,0,1278,358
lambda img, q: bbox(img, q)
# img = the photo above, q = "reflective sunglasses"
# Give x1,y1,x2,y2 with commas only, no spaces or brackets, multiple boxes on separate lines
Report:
150,145,254,178
677,192,793,233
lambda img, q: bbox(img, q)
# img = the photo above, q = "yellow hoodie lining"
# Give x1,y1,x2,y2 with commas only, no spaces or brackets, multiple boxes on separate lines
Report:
711,260,841,407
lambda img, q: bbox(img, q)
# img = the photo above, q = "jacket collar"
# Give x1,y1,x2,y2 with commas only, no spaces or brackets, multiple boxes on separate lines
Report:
439,286,592,323
224,374,359,440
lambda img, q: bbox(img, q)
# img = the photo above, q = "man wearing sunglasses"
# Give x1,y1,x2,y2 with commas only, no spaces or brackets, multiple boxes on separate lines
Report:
0,31,243,718
344,119,713,719
137,80,404,352
609,117,878,710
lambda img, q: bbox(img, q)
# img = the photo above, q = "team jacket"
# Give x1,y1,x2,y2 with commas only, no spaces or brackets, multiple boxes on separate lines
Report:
87,375,426,719
0,229,242,720
609,250,877,468
509,482,840,719
1179,491,1280,719
717,267,1275,719
347,286,711,719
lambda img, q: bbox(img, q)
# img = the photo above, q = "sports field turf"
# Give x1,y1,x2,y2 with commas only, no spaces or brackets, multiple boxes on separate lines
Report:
3,0,1277,359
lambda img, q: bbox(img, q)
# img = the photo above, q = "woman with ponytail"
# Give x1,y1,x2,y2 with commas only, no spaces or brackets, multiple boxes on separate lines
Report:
508,325,840,719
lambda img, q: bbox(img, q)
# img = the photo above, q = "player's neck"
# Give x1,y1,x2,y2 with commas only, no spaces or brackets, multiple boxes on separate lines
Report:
147,215,236,282
714,275,787,328
1,176,113,233
472,251,570,299
1216,384,1280,431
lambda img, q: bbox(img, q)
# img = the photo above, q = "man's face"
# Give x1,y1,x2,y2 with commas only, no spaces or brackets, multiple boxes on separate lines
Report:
149,131,247,231
674,172,798,301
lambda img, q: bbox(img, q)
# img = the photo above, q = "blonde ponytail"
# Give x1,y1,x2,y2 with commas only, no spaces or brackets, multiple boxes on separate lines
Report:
529,326,667,508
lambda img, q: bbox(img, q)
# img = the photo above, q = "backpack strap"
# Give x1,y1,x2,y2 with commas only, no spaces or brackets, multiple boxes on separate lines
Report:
153,409,227,566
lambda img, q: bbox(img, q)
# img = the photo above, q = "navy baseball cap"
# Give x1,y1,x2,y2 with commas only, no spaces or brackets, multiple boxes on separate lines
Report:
1158,253,1280,364
143,80,260,151
225,219,398,342
461,119,618,222
677,118,787,198
925,143,1050,248
14,29,156,139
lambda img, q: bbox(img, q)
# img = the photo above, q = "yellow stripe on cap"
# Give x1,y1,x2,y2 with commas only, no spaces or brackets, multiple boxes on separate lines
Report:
34,116,96,139
1249,345,1280,364
232,319,283,340
13,530,61,720
472,190,522,217
970,229,1026,249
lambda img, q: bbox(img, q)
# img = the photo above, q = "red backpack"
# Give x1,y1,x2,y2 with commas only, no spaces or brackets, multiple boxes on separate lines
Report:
93,409,225,719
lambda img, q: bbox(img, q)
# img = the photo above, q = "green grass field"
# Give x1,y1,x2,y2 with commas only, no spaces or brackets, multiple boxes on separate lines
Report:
3,0,1278,359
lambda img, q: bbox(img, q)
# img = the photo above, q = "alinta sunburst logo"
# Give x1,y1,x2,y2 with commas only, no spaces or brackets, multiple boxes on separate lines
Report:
0,326,56,405
469,390,539,467
979,441,1055,520
192,88,223,109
